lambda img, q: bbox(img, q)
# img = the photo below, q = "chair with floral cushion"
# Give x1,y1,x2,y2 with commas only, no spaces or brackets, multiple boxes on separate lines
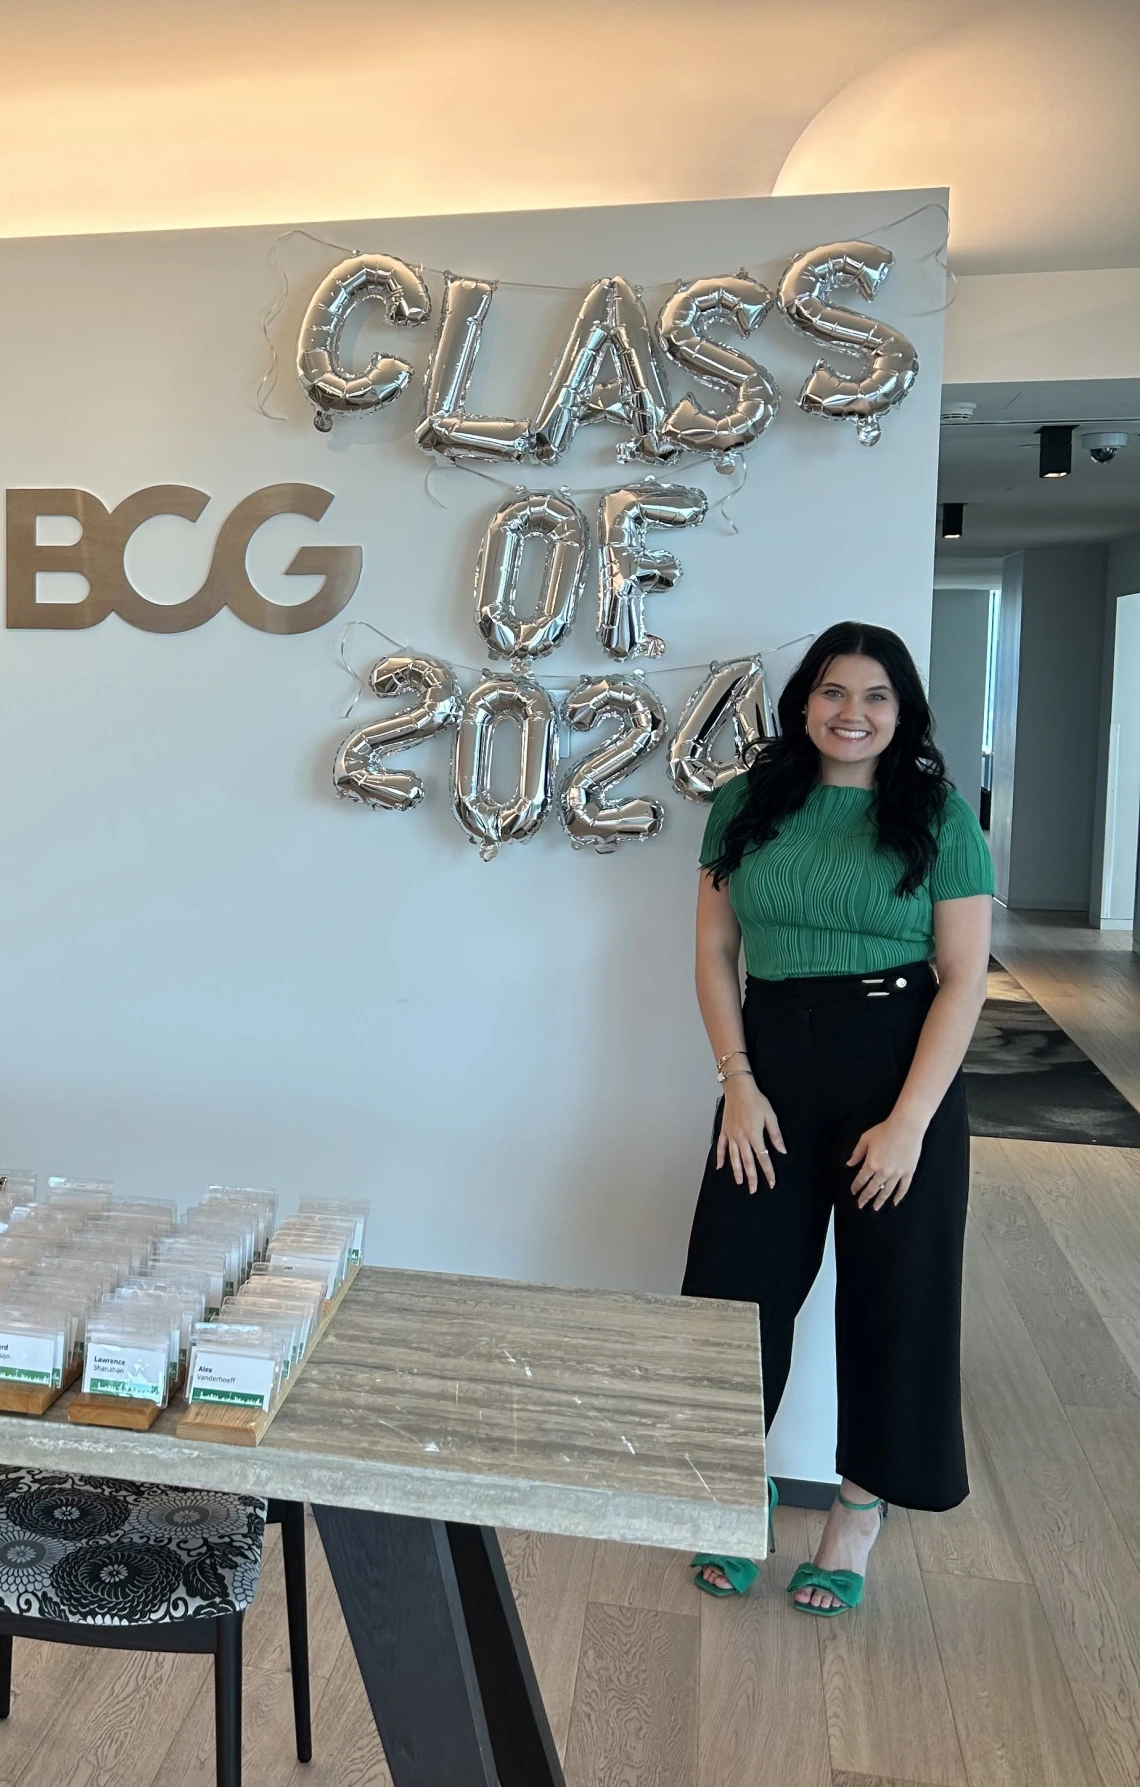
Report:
0,1469,311,1787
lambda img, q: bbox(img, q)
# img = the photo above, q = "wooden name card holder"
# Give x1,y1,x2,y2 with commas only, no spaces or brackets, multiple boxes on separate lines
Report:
68,1390,164,1431
0,1358,82,1417
175,1264,360,1448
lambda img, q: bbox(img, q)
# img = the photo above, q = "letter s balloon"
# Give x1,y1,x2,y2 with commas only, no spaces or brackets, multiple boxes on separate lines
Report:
657,275,779,467
776,242,917,446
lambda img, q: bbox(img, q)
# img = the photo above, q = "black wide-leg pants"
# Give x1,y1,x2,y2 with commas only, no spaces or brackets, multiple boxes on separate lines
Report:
682,963,970,1511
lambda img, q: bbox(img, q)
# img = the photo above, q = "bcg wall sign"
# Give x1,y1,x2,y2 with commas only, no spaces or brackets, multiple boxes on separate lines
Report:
5,484,362,633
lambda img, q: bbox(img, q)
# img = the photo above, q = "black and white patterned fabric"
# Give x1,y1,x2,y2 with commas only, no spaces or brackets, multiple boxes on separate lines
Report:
0,1468,266,1625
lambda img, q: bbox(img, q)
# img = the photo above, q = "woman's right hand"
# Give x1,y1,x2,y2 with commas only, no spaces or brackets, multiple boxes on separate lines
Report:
717,1076,786,1193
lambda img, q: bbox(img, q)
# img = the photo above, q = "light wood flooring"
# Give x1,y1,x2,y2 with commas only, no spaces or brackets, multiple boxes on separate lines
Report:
2,913,1139,1787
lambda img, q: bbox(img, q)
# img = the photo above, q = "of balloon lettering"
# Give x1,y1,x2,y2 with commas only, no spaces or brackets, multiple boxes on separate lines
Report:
597,480,708,659
474,491,589,662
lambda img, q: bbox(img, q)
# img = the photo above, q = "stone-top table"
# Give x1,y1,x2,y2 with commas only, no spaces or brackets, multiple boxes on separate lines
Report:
0,1266,767,1787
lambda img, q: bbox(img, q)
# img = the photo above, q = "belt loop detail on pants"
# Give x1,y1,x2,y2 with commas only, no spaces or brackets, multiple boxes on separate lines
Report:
743,962,934,1009
860,973,914,997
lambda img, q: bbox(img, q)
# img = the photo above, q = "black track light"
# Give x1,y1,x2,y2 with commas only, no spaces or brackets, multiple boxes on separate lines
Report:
1038,424,1074,479
941,502,964,540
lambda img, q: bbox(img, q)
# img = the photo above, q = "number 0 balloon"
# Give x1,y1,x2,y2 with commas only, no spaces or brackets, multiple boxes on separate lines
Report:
474,492,589,663
451,676,559,860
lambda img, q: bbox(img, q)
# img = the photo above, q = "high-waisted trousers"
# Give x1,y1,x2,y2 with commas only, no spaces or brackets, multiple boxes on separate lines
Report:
682,962,970,1511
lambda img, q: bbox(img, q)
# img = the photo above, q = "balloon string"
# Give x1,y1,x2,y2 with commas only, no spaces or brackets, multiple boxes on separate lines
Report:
255,227,361,421
713,458,747,535
334,619,816,713
421,454,744,508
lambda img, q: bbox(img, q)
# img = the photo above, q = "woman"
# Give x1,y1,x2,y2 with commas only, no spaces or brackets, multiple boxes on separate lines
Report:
683,621,992,1615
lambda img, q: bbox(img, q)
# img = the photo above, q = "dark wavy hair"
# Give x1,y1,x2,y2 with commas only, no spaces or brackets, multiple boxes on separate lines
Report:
708,621,950,897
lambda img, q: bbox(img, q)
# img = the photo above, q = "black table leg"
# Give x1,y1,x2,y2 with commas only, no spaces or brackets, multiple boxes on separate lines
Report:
313,1507,564,1787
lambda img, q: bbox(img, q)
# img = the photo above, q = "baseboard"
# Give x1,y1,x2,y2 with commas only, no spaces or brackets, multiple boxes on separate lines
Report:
1004,900,1089,913
772,1475,839,1510
1089,917,1135,931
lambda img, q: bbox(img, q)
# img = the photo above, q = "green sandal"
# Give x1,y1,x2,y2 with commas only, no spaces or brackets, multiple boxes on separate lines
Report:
691,1479,778,1597
787,1490,886,1616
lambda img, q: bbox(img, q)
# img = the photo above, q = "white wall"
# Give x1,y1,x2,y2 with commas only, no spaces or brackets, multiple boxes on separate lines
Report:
992,546,1108,912
929,588,990,816
0,190,947,1485
944,269,1140,385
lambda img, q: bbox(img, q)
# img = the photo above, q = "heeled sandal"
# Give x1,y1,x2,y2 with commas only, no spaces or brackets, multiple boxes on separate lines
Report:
690,1478,778,1597
786,1490,887,1616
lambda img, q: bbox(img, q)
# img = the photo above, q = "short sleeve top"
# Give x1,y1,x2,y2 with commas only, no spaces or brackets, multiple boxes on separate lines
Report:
699,775,994,981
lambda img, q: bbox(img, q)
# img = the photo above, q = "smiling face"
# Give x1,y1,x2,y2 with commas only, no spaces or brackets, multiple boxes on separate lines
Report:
804,653,900,783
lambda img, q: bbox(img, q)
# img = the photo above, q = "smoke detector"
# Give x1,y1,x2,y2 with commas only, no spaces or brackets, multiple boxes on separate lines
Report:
940,401,978,424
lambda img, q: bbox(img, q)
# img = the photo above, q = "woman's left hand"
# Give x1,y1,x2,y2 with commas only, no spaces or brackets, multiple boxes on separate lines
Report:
847,1113,926,1209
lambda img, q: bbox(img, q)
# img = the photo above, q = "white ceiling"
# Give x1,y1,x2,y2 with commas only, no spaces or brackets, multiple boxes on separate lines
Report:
936,379,1140,558
774,0,1140,273
0,0,1133,274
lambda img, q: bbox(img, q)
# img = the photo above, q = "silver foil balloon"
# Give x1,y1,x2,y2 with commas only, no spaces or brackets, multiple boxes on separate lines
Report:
667,656,774,801
416,274,533,461
776,241,918,446
560,676,667,852
297,254,432,430
474,491,589,662
658,275,779,463
333,655,462,809
597,480,708,659
533,278,674,465
452,675,559,859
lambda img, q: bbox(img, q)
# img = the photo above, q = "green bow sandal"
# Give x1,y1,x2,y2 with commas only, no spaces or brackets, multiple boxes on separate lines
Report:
690,1478,778,1597
786,1490,887,1616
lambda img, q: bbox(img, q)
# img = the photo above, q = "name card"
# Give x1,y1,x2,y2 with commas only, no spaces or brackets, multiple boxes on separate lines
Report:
83,1342,169,1403
188,1349,276,1411
0,1330,63,1387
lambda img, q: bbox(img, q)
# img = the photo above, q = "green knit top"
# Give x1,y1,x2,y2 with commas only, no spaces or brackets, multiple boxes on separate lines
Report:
700,777,994,981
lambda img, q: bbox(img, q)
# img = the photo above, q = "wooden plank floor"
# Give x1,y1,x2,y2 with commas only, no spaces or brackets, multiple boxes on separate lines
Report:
991,906,1140,1108
1,912,1138,1787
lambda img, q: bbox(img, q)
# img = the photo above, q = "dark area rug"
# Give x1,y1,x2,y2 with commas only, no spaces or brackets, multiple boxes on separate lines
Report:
964,960,1140,1147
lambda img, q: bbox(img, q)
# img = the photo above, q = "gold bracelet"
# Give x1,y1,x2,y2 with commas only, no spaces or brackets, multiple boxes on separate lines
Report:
720,1067,754,1084
715,1049,748,1076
